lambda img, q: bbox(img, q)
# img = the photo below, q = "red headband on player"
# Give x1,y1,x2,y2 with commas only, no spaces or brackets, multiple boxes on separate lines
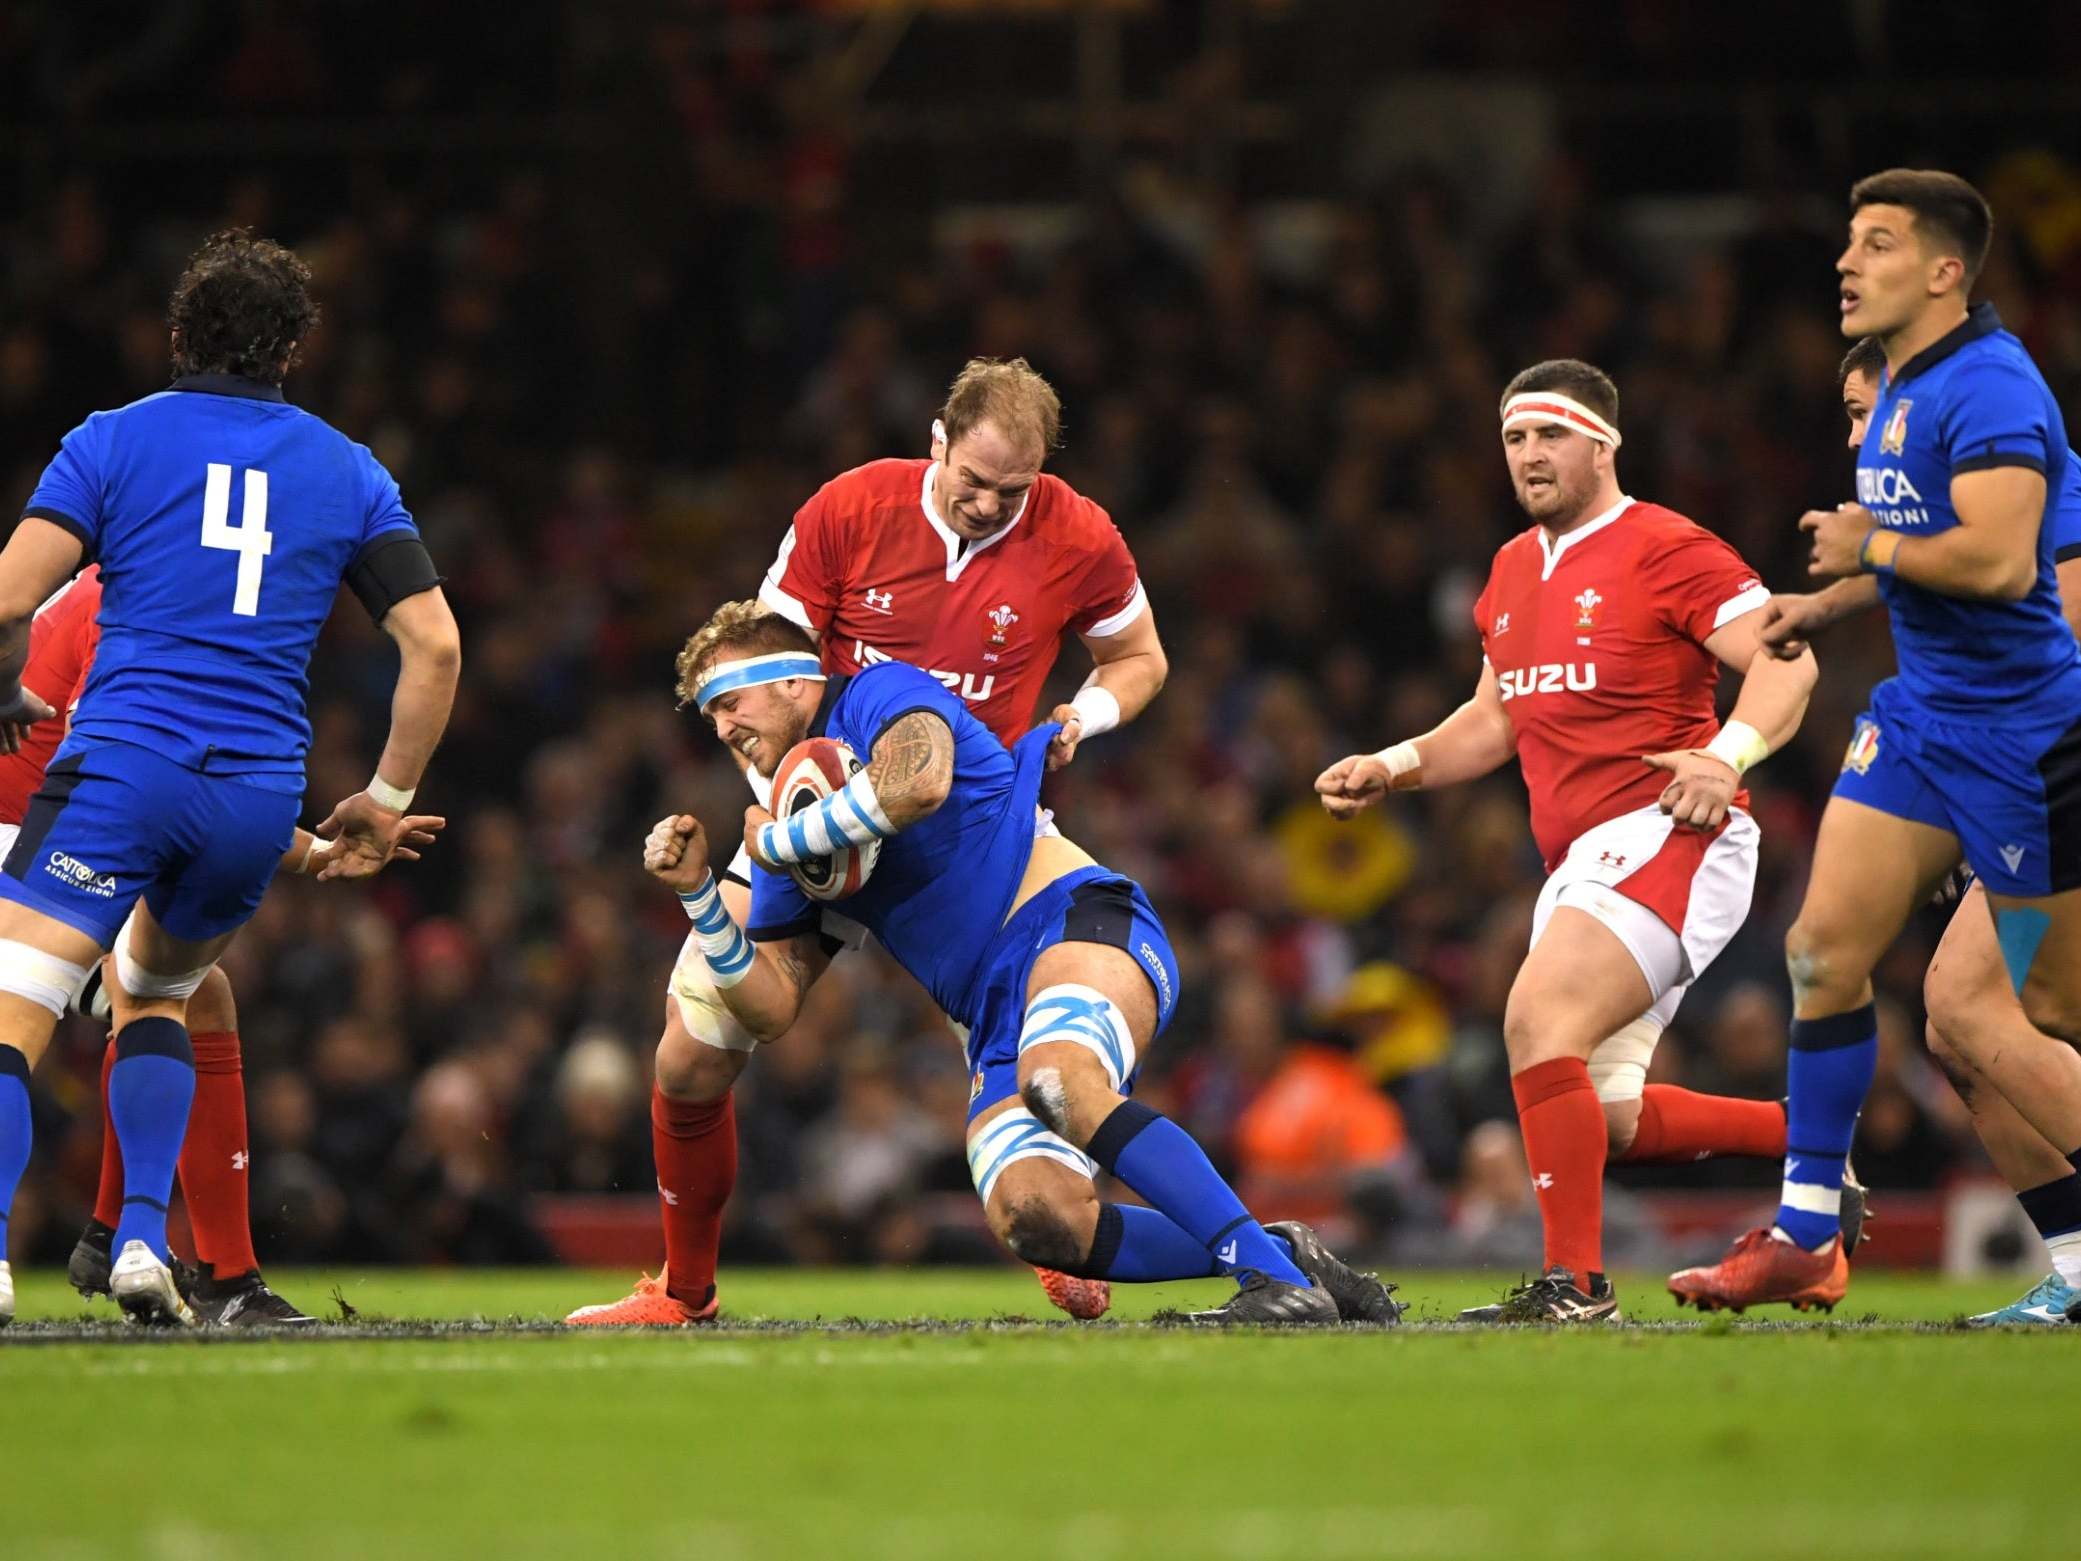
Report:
1501,392,1621,449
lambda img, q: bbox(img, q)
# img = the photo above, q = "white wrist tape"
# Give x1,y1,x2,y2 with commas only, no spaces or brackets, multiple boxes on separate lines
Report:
291,834,318,876
1703,720,1770,776
1374,740,1422,789
679,872,755,987
1067,684,1121,739
757,770,896,864
367,773,416,812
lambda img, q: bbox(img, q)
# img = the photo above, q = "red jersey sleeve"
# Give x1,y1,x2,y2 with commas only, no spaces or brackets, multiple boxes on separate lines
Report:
1064,500,1146,637
759,482,846,633
1643,525,1770,646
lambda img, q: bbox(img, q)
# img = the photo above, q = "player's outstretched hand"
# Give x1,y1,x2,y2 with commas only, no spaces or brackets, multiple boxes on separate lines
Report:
1757,593,1832,660
1045,705,1084,771
1800,502,1878,580
1315,754,1392,820
313,792,436,881
643,813,711,893
307,813,446,880
0,684,55,757
1642,750,1737,832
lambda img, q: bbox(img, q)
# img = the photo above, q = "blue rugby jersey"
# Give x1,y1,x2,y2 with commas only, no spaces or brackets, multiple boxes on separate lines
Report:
745,661,1053,1025
22,374,418,788
1857,302,2081,717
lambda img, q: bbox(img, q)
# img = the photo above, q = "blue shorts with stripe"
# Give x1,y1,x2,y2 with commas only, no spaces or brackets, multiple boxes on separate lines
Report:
960,866,1180,1125
1831,678,2081,898
0,738,299,946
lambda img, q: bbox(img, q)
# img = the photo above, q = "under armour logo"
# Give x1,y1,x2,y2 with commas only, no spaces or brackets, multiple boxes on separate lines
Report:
1493,612,1511,635
658,1183,680,1206
2001,843,2025,873
863,588,895,614
1533,1172,1554,1190
231,1150,248,1171
1217,1239,1239,1265
1597,850,1627,869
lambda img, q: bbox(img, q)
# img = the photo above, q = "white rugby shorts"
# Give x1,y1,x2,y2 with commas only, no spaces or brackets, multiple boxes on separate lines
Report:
1529,804,1759,1095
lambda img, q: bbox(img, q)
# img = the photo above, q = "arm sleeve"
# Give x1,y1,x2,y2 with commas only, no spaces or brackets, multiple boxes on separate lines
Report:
760,483,844,633
356,445,419,546
843,661,961,750
1067,505,1147,637
745,862,818,943
1940,360,2054,476
22,418,107,556
1646,527,1771,645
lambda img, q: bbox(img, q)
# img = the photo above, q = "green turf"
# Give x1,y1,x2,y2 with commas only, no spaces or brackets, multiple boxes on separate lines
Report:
3,1267,2072,1561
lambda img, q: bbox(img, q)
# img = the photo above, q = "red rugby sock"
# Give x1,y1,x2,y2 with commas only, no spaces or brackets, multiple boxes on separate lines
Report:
1619,1085,1787,1164
653,1086,736,1309
93,1039,123,1229
1512,1056,1607,1285
178,1031,259,1279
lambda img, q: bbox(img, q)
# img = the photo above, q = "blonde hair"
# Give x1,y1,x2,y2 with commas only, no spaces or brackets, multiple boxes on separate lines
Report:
940,356,1062,456
673,600,815,708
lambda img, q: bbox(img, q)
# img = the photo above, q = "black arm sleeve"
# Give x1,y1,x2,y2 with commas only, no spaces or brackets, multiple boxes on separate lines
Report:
347,535,444,622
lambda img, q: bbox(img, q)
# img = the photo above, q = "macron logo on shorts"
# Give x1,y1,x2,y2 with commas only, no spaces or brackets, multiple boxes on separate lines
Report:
1138,940,1172,1011
44,850,116,898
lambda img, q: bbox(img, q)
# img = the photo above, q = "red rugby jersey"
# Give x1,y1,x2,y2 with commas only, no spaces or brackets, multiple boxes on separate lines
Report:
1472,499,1769,868
759,458,1144,746
0,566,103,826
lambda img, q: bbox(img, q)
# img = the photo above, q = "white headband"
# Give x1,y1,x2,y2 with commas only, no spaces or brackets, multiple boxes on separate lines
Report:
1501,391,1621,448
691,652,825,713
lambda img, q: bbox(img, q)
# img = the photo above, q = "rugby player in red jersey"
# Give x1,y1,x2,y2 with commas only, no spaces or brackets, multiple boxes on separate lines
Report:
1315,359,1830,1322
568,358,1169,1326
3,568,441,1326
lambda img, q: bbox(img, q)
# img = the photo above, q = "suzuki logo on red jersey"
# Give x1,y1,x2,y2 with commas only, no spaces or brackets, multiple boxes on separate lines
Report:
1496,663,1598,701
853,640,997,705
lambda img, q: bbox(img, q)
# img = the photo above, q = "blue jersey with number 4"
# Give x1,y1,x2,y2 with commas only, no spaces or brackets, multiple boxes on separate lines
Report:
1857,302,2081,719
23,374,418,789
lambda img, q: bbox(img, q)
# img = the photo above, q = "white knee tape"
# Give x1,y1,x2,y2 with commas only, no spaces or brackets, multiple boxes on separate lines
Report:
966,1106,1097,1206
113,927,212,1003
1018,983,1137,1093
0,938,93,1018
669,933,757,1053
1587,1015,1664,1104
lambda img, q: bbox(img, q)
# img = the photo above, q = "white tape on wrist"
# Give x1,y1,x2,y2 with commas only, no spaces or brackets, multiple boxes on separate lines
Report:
1703,720,1770,777
1067,684,1121,739
679,872,755,987
1374,741,1422,789
367,773,416,812
291,834,318,876
758,771,896,864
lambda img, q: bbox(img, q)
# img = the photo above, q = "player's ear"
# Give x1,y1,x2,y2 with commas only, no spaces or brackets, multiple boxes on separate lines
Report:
930,417,948,462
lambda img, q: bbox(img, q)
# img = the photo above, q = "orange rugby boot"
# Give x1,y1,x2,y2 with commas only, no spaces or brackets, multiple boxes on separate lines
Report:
1035,1267,1111,1320
1668,1228,1849,1314
563,1271,719,1327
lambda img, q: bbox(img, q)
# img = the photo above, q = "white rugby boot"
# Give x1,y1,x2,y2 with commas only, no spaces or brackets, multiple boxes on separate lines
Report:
110,1240,196,1328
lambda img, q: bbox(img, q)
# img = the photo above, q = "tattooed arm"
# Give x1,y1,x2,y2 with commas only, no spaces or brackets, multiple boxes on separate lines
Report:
865,709,955,828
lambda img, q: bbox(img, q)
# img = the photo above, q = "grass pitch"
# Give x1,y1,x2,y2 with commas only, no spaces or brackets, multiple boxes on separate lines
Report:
2,1267,2069,1561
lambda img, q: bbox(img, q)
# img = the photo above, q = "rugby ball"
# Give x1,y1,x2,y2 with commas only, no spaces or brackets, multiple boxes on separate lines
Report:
772,736,879,901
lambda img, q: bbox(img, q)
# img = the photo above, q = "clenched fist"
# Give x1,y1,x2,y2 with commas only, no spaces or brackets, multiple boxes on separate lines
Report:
644,813,712,893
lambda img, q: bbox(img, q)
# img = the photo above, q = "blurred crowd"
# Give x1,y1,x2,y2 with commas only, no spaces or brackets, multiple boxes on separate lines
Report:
4,7,2081,1272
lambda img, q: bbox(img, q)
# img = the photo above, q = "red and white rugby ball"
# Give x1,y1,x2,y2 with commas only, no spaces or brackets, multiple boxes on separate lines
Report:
772,736,879,901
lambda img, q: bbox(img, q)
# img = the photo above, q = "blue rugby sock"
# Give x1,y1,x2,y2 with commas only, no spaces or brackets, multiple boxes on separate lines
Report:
1775,1004,1877,1251
1087,1102,1310,1287
108,1018,195,1264
0,1046,31,1247
1087,1203,1219,1280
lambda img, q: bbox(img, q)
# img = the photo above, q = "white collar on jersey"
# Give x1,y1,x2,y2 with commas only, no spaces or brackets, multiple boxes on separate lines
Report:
920,461,1031,583
1537,494,1634,581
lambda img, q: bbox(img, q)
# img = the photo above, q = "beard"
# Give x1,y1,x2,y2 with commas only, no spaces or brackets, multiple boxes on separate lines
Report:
1515,473,1594,525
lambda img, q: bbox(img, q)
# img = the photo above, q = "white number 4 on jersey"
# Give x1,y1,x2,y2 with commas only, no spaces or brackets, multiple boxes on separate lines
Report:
201,462,273,617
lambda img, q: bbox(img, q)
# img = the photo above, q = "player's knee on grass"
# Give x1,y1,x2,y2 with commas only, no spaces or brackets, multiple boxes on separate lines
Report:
986,1157,1099,1272
655,1012,746,1103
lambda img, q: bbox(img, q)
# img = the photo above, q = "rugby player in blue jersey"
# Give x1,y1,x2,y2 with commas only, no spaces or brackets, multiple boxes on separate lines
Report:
1674,170,2081,1312
644,601,1401,1325
1735,333,2081,1323
0,231,460,1326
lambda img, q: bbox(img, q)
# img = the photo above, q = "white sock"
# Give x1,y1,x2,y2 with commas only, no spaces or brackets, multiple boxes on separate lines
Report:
2046,1230,2081,1287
